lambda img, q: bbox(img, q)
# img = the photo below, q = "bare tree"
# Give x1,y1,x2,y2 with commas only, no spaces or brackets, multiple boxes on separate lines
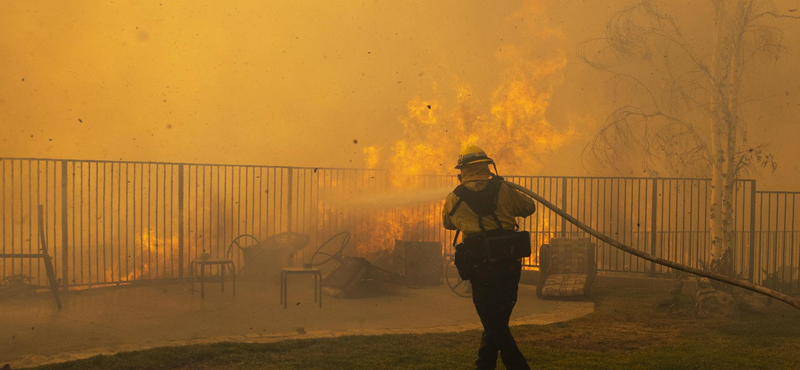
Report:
579,0,797,281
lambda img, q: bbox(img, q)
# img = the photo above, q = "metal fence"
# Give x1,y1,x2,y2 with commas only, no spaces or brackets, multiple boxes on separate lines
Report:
752,191,800,293
504,177,756,277
0,157,797,294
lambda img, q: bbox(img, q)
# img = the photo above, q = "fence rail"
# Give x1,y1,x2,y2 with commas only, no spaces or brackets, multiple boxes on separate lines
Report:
0,157,797,294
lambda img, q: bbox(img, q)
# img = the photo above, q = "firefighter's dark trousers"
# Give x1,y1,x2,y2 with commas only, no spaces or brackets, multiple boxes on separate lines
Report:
470,258,530,370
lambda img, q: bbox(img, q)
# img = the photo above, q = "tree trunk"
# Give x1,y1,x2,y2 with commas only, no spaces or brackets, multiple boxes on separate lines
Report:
709,0,730,264
721,3,746,280
710,0,748,290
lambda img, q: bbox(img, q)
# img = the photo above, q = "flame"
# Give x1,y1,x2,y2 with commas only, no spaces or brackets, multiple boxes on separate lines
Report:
353,46,575,254
353,211,405,255
373,55,574,179
105,228,183,282
363,146,381,169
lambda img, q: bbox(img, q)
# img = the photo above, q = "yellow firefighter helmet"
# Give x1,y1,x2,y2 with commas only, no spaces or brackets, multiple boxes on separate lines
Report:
455,144,494,169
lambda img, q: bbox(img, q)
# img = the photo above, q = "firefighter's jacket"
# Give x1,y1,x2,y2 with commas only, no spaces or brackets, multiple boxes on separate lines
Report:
442,176,536,237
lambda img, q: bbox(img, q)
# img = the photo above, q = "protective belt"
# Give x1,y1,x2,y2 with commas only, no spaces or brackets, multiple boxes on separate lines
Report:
453,230,531,281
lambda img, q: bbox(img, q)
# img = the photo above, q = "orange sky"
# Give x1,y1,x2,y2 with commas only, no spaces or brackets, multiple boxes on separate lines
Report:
1,0,798,189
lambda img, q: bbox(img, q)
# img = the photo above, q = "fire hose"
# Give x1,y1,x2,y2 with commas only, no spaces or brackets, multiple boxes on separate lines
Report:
503,180,800,311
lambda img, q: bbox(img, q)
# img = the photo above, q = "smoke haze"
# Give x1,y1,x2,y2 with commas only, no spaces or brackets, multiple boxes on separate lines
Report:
325,187,454,211
1,0,798,189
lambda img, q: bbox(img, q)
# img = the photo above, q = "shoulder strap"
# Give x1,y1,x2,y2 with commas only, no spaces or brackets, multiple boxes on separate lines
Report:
489,211,502,231
451,180,504,232
486,178,503,229
448,197,464,217
451,229,461,248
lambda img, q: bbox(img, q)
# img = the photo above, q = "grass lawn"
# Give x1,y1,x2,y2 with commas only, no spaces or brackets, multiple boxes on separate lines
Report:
32,287,800,370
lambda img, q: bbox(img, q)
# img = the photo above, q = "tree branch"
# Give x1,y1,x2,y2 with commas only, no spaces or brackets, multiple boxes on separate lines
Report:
753,11,800,21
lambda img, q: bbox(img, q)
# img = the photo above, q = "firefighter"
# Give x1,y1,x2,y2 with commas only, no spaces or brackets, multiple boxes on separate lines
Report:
443,144,535,370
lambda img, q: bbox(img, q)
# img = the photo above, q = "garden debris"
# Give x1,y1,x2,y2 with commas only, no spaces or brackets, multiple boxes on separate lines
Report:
695,279,739,319
0,275,34,299
321,256,405,298
733,292,767,314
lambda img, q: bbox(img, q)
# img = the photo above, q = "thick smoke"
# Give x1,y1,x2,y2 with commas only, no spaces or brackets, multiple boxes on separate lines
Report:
0,0,797,188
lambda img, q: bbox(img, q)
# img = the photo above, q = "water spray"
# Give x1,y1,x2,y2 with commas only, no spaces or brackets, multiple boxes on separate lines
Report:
503,180,800,311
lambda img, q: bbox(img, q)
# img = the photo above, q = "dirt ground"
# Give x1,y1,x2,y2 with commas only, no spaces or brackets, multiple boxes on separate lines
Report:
1,278,593,368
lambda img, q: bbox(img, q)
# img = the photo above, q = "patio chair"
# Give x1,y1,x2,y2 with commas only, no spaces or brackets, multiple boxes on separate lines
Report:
536,238,597,299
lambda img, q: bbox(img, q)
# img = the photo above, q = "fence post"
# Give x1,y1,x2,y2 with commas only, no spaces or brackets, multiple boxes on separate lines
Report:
749,180,756,283
287,168,293,233
650,179,658,276
60,161,69,291
561,178,567,237
178,165,184,279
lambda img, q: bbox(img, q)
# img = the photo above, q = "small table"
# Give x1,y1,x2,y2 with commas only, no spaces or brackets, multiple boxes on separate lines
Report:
190,258,236,298
280,267,322,308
